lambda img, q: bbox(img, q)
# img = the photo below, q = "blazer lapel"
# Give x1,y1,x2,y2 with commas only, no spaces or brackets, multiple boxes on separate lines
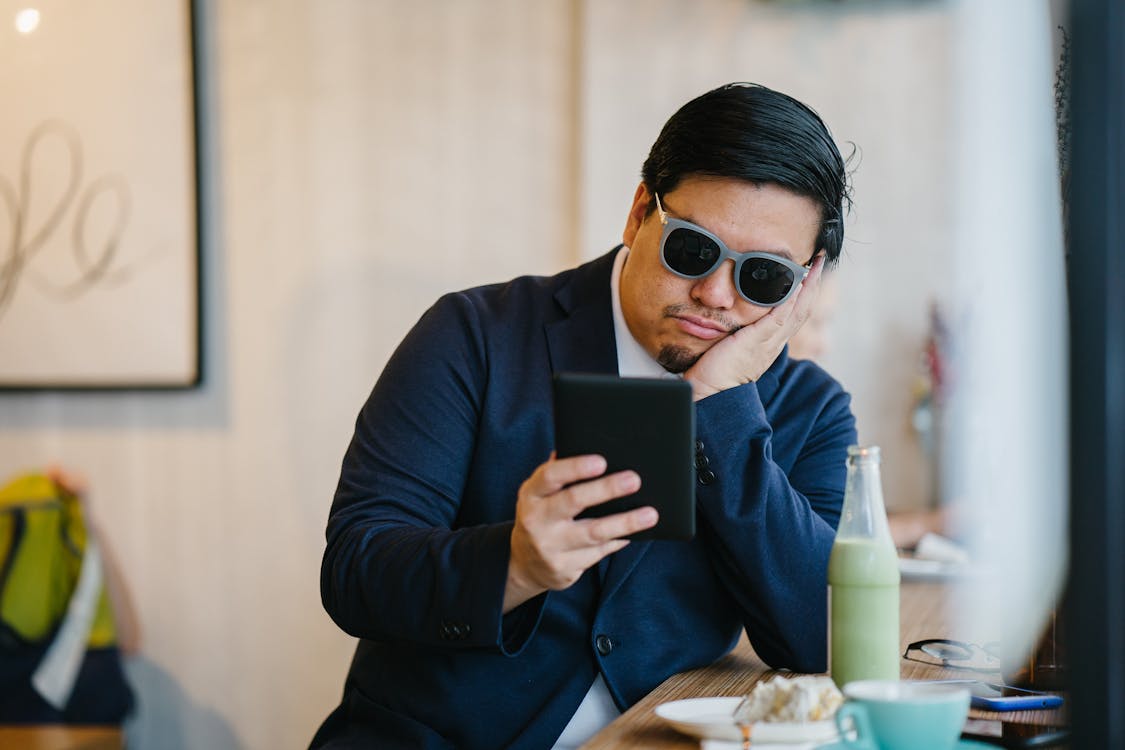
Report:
543,250,619,377
543,248,655,601
598,534,652,603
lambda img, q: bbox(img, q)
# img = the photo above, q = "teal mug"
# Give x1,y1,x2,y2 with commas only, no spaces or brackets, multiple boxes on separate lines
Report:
835,680,971,750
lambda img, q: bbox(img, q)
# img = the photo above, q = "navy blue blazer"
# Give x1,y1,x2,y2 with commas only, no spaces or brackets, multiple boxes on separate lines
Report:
311,250,856,749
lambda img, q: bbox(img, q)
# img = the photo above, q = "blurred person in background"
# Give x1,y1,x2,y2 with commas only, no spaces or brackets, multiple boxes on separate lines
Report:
787,272,837,361
785,282,961,552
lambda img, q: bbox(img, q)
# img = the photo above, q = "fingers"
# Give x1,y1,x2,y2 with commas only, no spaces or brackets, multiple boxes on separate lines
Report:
525,453,607,496
520,503,656,587
506,454,658,608
792,254,825,320
524,454,642,519
576,505,659,545
764,253,825,332
808,252,827,280
558,469,641,519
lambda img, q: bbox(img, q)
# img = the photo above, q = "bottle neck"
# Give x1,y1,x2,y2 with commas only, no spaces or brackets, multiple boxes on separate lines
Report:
836,457,893,543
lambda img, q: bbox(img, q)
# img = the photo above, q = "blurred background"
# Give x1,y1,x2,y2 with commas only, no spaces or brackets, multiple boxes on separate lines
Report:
0,0,1075,747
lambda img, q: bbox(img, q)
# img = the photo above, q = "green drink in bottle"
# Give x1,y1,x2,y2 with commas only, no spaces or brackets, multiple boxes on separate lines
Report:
829,445,901,688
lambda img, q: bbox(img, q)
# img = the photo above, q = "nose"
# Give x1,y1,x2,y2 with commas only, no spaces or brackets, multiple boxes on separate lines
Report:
691,260,738,309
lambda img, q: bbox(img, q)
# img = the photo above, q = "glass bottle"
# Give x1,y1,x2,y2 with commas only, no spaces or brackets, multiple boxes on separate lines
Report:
828,445,901,688
1005,590,1069,691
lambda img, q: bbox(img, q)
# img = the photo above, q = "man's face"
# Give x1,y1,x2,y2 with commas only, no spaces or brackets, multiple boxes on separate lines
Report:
619,176,822,373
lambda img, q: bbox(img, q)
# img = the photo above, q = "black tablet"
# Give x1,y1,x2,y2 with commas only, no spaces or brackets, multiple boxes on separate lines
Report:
552,373,695,541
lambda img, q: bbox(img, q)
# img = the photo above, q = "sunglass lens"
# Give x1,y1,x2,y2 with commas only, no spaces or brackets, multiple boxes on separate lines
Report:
739,257,795,304
920,642,973,662
664,228,721,276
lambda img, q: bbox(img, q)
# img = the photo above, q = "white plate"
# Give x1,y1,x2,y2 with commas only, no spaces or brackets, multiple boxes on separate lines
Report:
654,697,838,743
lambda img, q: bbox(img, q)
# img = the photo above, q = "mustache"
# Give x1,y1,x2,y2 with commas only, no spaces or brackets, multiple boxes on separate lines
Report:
663,304,742,334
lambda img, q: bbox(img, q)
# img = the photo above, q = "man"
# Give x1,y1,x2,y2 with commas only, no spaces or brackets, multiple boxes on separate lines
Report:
311,82,856,750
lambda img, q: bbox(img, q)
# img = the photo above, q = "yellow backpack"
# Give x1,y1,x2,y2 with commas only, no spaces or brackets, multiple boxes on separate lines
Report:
0,472,133,722
0,473,118,648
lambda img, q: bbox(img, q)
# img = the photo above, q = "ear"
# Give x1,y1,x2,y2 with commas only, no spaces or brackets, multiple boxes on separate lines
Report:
621,182,652,248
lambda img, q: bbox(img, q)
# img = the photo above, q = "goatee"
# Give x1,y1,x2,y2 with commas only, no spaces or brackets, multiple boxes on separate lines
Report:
657,345,701,374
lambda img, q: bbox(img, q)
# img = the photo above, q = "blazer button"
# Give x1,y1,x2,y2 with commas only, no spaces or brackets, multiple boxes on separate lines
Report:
595,634,614,656
698,469,716,486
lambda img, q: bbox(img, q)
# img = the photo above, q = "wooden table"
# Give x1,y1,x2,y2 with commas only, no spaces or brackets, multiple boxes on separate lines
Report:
581,581,1067,749
0,725,123,750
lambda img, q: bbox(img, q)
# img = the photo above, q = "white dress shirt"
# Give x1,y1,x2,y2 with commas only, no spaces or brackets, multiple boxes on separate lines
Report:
551,246,679,749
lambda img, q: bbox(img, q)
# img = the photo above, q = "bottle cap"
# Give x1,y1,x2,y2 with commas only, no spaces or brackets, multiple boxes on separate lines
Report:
846,445,881,459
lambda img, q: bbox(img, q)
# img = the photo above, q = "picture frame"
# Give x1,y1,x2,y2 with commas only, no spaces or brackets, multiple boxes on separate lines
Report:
0,0,201,389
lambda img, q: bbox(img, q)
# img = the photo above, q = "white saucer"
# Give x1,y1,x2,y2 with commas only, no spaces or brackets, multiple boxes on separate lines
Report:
654,697,838,743
812,740,995,749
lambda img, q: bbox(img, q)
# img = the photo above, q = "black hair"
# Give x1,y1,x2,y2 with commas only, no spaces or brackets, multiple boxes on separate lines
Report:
641,82,852,264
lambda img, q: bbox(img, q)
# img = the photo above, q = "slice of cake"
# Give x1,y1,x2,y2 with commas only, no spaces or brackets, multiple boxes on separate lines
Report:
732,675,843,724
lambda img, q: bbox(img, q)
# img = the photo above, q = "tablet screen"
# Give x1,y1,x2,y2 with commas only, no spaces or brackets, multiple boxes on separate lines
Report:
552,373,695,541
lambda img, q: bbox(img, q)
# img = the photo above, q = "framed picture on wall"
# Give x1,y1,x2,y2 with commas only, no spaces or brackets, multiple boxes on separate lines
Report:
0,0,201,389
